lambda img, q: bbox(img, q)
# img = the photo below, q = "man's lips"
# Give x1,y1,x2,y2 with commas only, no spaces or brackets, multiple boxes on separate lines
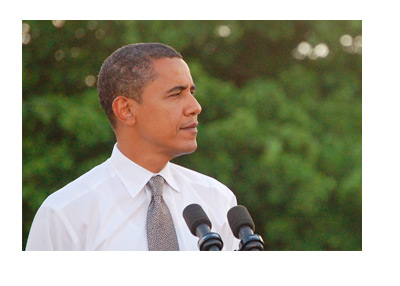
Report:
180,122,199,131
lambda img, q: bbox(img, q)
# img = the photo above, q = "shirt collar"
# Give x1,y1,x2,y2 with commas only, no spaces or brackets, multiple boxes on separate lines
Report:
108,144,180,200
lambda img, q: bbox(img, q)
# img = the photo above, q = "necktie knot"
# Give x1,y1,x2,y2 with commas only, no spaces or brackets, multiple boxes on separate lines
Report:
147,175,164,197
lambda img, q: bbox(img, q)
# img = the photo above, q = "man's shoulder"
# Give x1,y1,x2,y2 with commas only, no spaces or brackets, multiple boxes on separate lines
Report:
41,160,114,210
169,162,235,198
169,162,221,185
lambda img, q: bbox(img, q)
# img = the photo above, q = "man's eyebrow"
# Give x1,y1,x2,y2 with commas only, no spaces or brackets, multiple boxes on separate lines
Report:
166,84,196,94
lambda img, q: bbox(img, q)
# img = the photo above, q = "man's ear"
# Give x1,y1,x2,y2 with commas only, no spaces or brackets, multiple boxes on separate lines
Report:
112,96,136,127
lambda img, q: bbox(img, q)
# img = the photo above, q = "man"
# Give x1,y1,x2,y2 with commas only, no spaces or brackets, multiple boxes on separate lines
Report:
26,43,239,251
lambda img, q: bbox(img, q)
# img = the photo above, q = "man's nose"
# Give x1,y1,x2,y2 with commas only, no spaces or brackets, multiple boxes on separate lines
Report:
185,93,202,116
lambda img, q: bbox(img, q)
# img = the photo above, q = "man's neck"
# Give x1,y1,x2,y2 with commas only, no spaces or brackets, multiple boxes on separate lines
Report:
116,141,170,173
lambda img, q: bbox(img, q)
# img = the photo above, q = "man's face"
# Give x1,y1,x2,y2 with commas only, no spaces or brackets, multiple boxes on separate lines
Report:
133,57,202,160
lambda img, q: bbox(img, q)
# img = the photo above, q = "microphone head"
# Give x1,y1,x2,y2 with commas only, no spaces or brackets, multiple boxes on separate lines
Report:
183,204,212,236
227,205,255,239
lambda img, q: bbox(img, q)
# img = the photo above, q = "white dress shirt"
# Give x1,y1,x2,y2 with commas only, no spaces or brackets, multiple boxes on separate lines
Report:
26,144,240,251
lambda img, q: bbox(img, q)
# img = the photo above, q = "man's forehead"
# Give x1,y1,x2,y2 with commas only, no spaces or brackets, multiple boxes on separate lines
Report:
152,57,189,72
151,57,193,84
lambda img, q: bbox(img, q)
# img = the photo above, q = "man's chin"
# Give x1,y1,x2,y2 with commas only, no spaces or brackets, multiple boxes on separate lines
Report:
172,143,198,158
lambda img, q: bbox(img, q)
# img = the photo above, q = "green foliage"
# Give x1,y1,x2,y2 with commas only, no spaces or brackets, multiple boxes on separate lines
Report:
22,20,362,250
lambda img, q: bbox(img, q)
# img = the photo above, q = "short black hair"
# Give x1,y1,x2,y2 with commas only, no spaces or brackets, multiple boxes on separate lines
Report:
97,43,182,127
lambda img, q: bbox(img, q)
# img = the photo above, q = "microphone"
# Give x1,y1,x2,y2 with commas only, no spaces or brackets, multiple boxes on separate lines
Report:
183,204,224,251
227,205,265,251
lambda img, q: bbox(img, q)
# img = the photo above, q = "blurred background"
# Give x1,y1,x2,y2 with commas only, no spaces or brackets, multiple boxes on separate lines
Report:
22,20,362,251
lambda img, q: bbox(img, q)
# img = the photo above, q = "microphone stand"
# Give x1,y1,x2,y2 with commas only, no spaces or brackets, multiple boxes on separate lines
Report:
196,224,224,251
238,227,265,251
